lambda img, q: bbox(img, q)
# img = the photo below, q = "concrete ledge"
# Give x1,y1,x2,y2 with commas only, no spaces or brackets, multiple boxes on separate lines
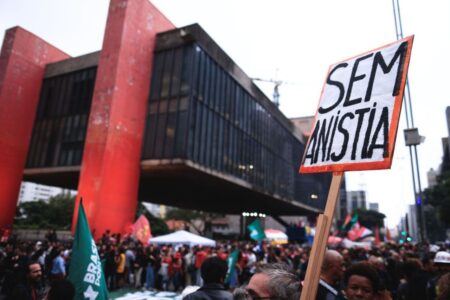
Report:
44,51,100,78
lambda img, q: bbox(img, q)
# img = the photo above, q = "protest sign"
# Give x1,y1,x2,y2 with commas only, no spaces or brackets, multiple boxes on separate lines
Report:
300,36,414,173
299,36,414,300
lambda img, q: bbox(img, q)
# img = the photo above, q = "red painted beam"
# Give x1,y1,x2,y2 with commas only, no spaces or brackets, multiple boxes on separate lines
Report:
74,0,175,239
0,27,69,230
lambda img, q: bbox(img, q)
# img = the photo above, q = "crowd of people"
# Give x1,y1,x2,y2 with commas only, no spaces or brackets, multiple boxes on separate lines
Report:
0,229,449,300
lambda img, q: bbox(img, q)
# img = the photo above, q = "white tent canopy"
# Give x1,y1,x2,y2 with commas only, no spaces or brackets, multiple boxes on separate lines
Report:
149,230,216,247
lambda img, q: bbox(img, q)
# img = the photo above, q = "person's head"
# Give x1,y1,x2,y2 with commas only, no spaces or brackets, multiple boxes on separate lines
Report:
35,241,42,250
434,251,450,273
27,261,42,283
401,258,423,281
44,279,75,300
436,272,450,300
233,287,248,300
246,262,301,300
422,254,435,273
344,262,380,300
321,249,345,286
368,255,385,271
201,256,228,284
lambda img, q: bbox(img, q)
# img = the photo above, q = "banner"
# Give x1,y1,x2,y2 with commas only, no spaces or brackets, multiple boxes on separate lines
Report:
385,227,392,241
133,214,152,246
247,219,266,242
300,36,414,173
224,249,239,285
68,201,109,300
347,222,373,241
341,213,359,234
374,225,381,245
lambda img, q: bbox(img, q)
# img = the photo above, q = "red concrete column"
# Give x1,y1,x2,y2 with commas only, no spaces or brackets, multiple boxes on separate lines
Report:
0,27,69,230
74,0,175,239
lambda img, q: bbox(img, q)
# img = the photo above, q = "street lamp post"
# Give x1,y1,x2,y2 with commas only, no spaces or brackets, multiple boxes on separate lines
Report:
393,0,427,243
404,129,427,242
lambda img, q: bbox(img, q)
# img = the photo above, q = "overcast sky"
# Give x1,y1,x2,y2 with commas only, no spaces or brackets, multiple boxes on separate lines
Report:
1,0,449,228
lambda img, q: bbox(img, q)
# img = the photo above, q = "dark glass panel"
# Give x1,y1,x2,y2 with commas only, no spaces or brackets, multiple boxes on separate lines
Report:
27,67,96,168
160,50,174,99
164,112,176,157
142,41,329,208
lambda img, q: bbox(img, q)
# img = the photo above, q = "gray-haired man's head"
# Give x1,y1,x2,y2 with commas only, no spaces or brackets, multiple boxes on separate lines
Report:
245,262,301,300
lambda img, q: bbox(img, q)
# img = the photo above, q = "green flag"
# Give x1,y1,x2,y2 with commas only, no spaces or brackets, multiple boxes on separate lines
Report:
247,219,266,241
341,213,359,234
68,201,109,300
224,249,239,284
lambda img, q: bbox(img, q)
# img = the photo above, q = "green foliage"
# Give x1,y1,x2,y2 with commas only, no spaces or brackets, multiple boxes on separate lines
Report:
165,208,224,235
354,208,386,229
15,194,75,229
424,171,450,226
165,208,203,221
14,196,171,235
135,203,170,236
423,205,447,242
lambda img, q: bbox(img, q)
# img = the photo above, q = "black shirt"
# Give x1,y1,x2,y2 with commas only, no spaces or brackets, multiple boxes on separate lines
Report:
183,283,233,300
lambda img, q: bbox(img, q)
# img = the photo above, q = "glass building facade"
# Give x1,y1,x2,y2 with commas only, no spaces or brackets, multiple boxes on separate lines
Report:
142,25,330,211
26,64,96,168
24,24,330,212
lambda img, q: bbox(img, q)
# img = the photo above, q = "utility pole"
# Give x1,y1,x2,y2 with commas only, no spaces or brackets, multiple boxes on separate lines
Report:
392,0,427,242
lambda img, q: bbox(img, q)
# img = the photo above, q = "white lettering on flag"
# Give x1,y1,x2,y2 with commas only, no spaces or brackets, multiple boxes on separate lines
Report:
82,240,102,287
84,285,98,300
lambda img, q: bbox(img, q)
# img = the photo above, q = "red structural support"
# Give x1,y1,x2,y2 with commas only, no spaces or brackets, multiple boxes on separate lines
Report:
0,27,69,230
74,0,175,239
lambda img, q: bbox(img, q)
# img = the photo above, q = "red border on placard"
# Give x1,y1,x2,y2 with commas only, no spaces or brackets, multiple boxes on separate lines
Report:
300,35,414,174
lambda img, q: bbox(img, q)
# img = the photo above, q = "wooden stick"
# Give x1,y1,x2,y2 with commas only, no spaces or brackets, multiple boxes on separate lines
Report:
300,214,328,299
300,172,343,300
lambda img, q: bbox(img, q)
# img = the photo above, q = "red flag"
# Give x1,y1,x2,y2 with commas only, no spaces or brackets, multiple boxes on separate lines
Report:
124,222,134,236
341,213,359,233
132,215,152,245
385,227,392,241
347,222,373,241
374,225,381,245
343,214,351,226
0,226,11,243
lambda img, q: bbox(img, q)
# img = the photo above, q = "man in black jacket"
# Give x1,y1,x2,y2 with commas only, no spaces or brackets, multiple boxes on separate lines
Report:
184,256,232,300
316,250,346,300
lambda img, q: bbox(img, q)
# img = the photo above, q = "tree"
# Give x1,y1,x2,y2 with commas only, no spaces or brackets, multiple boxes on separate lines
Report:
423,205,447,242
165,208,203,233
15,194,75,229
424,171,450,226
165,208,202,222
165,208,224,236
354,208,386,229
15,196,171,235
135,203,170,236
